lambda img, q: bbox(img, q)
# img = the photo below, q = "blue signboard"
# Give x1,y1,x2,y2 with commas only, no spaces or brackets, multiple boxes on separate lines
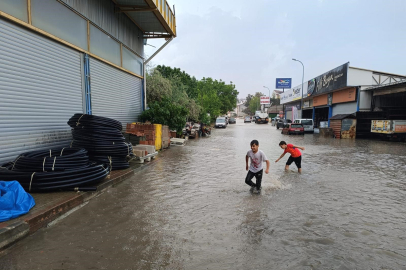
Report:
276,78,292,89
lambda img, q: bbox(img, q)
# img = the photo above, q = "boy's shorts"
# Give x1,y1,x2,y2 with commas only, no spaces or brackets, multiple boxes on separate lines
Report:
286,155,302,168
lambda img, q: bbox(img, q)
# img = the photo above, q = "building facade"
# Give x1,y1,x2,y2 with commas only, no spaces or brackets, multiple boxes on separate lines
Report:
280,63,406,137
0,0,176,164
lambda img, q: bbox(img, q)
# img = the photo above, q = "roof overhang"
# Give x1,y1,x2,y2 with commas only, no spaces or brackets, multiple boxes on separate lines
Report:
112,0,176,39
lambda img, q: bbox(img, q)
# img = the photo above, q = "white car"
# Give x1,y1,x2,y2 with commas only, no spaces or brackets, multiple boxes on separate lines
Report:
215,117,227,128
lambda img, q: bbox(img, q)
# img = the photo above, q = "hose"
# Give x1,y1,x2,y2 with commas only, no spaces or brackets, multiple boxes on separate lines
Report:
68,113,133,169
0,164,110,192
10,147,90,172
68,114,122,131
90,156,130,170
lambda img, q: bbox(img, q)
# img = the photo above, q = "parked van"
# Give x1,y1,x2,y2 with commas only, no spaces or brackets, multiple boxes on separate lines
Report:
293,119,314,133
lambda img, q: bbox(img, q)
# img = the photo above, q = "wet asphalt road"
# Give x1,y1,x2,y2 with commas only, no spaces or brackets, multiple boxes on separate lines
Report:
1,119,406,270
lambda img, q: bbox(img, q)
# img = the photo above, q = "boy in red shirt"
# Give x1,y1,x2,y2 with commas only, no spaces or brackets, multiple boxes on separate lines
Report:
275,141,305,173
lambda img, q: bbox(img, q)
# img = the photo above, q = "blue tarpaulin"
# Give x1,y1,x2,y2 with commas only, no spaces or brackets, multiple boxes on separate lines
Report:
0,181,35,222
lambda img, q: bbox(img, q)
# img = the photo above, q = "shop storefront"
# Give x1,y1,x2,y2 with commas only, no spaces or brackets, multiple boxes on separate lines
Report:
302,99,313,119
331,87,358,115
313,94,329,127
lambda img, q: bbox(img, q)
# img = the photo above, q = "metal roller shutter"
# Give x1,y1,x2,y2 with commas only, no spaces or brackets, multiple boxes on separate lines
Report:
332,102,357,115
286,111,292,121
0,18,83,164
89,57,142,130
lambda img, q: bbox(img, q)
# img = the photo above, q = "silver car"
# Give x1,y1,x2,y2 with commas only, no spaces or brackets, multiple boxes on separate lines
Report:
215,117,227,128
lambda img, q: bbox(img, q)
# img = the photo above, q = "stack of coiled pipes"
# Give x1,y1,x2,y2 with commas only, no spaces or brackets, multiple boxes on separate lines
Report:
0,147,110,192
68,114,134,170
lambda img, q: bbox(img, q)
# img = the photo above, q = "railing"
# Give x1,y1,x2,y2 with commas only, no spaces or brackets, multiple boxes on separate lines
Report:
153,0,176,36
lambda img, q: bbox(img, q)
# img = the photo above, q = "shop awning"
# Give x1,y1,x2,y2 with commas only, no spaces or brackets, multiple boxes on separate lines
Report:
113,0,176,38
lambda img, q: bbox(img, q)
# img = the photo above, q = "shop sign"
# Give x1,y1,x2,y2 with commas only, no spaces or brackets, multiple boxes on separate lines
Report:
275,78,292,89
260,96,270,105
280,83,305,104
313,94,328,106
285,103,301,111
306,62,349,97
332,87,356,103
303,101,311,108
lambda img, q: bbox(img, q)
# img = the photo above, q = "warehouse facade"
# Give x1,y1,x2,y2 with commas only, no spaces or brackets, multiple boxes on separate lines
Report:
0,0,176,163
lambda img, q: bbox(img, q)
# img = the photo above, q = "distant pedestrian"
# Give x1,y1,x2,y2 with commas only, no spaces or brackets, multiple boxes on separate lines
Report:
245,140,270,193
275,141,305,173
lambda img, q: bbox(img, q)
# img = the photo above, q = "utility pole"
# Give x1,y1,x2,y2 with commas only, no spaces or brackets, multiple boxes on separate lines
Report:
292,58,304,118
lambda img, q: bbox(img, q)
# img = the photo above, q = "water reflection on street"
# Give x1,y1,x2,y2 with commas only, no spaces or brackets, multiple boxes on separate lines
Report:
1,119,406,270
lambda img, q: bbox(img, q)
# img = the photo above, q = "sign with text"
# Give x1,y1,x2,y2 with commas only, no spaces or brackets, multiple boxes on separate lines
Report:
306,62,349,97
313,94,328,107
332,87,356,104
276,78,292,89
260,96,270,105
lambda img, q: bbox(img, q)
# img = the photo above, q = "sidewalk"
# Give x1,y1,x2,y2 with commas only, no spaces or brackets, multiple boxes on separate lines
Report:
0,161,154,251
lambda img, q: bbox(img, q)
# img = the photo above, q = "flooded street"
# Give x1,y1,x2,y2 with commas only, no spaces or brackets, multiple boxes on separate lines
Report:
1,119,406,270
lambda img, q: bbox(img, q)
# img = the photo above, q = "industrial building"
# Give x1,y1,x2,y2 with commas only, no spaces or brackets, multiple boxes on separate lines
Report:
0,0,177,164
280,63,406,138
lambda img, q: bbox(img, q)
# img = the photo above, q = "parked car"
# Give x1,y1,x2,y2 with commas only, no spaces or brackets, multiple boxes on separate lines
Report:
215,117,227,128
282,123,305,135
255,113,269,124
229,117,236,124
276,119,292,129
244,116,251,123
293,119,314,133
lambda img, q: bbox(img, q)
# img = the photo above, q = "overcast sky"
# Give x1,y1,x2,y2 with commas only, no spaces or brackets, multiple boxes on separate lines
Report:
145,0,406,99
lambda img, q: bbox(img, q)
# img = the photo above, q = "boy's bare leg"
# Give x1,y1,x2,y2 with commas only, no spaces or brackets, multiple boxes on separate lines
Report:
298,168,302,174
285,165,289,171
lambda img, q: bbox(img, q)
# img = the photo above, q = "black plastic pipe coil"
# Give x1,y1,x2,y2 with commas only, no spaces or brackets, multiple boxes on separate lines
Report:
68,113,134,170
10,147,90,172
68,114,122,130
0,164,109,192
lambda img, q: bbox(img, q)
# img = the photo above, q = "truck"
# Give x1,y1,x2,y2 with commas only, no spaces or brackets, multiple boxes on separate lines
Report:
371,120,406,141
255,113,269,124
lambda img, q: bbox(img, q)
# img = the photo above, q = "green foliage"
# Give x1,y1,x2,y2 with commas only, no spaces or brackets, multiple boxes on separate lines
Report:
156,65,199,100
146,69,172,102
243,92,264,115
146,66,239,124
197,77,238,121
140,97,188,134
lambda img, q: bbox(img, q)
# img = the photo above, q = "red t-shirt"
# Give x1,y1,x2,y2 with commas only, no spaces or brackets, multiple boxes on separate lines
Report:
284,144,301,158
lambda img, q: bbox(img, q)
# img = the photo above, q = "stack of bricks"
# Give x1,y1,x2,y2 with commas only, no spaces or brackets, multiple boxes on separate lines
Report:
126,123,156,146
162,125,171,149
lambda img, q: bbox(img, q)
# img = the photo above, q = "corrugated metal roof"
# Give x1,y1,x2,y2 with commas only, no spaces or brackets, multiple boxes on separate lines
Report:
330,114,356,120
114,0,176,37
364,80,406,91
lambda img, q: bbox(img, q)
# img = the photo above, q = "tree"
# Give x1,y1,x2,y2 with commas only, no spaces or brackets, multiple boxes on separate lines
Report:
140,97,188,134
155,65,199,100
146,69,172,103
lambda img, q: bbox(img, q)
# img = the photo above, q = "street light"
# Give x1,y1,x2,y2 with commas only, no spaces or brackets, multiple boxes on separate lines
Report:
292,58,304,118
263,86,270,113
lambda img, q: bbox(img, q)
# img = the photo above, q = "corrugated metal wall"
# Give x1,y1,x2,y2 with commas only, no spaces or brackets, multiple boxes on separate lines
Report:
90,57,142,129
0,18,84,164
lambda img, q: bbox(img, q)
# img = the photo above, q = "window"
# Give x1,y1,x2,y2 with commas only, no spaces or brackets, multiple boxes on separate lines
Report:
301,120,313,125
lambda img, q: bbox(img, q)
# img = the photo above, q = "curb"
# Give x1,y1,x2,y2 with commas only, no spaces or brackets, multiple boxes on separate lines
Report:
0,161,154,251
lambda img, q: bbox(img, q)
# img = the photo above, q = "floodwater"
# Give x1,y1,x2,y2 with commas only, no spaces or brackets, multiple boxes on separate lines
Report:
1,119,406,270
